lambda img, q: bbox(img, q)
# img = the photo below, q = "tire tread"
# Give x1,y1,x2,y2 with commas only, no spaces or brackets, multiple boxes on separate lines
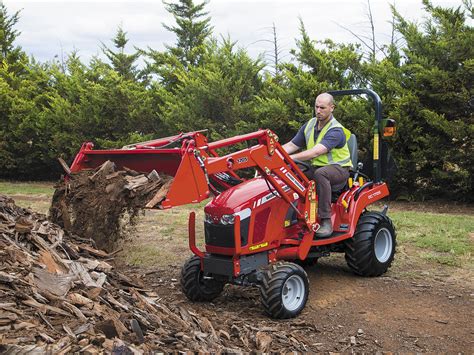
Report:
259,261,309,319
180,256,224,302
345,212,396,277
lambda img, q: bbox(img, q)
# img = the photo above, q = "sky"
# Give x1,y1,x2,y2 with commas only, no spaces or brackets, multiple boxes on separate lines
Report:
3,0,468,65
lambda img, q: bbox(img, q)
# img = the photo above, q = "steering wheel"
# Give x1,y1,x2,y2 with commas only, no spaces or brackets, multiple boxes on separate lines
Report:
292,159,311,173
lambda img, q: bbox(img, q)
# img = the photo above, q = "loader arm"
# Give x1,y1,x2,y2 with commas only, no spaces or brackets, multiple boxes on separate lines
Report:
163,129,317,230
69,129,318,230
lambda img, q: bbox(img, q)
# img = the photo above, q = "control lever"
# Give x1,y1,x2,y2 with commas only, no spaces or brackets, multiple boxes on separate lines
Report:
353,162,364,182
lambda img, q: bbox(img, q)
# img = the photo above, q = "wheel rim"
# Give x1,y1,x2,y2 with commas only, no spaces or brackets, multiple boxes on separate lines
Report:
282,275,305,311
374,227,393,263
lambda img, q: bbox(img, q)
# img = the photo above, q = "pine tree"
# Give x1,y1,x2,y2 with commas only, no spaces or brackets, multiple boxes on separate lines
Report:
102,26,140,81
386,0,474,200
158,38,264,139
162,0,213,66
0,4,20,59
0,4,27,74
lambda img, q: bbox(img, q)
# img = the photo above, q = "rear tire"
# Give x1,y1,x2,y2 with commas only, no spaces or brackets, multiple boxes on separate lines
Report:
345,211,396,276
181,256,225,301
260,262,309,319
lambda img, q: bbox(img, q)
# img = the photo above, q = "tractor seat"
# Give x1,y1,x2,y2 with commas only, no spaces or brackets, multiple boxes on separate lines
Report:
331,133,358,202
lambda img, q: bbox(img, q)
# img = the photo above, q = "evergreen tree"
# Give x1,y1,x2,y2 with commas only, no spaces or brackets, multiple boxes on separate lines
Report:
0,4,21,61
159,38,264,140
254,18,368,145
142,1,213,92
0,3,32,178
292,19,365,89
0,4,27,74
385,0,474,200
102,26,140,81
162,0,213,67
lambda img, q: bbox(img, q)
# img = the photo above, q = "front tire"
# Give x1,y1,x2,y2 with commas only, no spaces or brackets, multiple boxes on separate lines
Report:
260,262,309,319
345,211,396,276
181,256,225,302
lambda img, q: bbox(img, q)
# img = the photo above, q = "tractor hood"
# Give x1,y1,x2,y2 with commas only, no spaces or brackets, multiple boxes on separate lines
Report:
205,177,288,217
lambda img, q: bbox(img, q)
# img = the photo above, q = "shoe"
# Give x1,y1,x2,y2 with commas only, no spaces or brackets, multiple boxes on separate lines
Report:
315,218,333,238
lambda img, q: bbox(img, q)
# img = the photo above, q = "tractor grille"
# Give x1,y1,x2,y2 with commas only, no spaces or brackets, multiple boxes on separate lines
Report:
204,218,249,248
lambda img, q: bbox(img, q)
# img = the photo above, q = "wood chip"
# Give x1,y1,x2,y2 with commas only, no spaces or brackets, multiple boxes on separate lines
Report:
58,157,72,175
68,293,94,307
77,244,110,258
15,217,33,233
33,267,75,297
0,271,17,283
22,298,72,317
40,332,55,343
147,170,161,182
13,321,37,330
124,175,149,191
89,161,115,182
145,180,173,208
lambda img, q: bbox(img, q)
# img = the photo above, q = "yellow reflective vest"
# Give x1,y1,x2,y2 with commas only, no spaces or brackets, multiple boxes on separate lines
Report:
304,117,352,168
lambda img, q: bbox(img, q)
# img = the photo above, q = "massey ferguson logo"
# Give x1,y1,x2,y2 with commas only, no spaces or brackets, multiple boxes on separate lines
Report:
368,191,382,199
236,157,248,164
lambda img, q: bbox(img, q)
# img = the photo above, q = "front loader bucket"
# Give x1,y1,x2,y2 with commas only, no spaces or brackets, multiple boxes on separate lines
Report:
69,132,210,209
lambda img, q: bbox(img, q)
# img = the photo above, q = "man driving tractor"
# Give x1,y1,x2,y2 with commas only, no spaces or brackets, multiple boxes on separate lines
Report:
282,93,352,238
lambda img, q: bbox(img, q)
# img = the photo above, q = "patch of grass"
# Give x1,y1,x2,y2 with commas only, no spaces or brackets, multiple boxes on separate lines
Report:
421,252,461,267
0,181,54,214
0,181,54,195
391,210,474,266
12,198,52,215
125,245,167,266
124,244,189,267
160,226,176,236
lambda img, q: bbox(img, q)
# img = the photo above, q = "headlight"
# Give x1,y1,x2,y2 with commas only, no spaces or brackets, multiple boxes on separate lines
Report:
204,213,213,224
220,214,235,225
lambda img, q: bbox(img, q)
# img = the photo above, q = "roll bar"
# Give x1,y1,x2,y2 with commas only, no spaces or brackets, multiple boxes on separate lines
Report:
327,89,383,183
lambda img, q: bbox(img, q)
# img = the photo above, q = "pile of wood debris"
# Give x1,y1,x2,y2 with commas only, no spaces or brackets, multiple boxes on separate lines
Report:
0,195,315,353
49,161,173,251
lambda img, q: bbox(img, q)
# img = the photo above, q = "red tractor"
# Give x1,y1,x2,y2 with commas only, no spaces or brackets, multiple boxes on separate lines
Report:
70,89,396,318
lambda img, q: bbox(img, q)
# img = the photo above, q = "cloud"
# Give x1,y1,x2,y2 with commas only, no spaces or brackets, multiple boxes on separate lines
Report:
4,0,464,63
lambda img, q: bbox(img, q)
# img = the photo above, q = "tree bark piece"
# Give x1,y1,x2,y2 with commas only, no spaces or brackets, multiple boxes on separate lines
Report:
145,179,174,208
58,158,71,175
89,161,115,182
33,267,75,297
22,298,72,317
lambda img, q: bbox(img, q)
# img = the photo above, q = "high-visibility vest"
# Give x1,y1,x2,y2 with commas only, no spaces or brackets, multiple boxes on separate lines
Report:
304,117,352,168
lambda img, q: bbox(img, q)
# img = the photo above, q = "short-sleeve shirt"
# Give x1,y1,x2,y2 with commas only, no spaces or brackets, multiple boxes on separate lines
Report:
291,119,346,151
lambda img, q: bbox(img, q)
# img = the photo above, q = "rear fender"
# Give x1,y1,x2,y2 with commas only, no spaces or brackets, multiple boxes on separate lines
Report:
345,182,390,236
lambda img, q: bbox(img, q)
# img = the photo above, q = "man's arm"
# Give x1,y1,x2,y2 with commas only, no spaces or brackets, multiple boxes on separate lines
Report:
290,128,345,161
282,141,301,154
282,121,307,154
290,143,328,161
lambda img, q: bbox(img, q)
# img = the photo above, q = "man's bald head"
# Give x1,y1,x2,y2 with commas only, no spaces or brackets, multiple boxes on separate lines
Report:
315,93,335,106
315,93,335,123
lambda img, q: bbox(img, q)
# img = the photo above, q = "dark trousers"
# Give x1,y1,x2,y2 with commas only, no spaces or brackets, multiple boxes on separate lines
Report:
307,165,350,219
